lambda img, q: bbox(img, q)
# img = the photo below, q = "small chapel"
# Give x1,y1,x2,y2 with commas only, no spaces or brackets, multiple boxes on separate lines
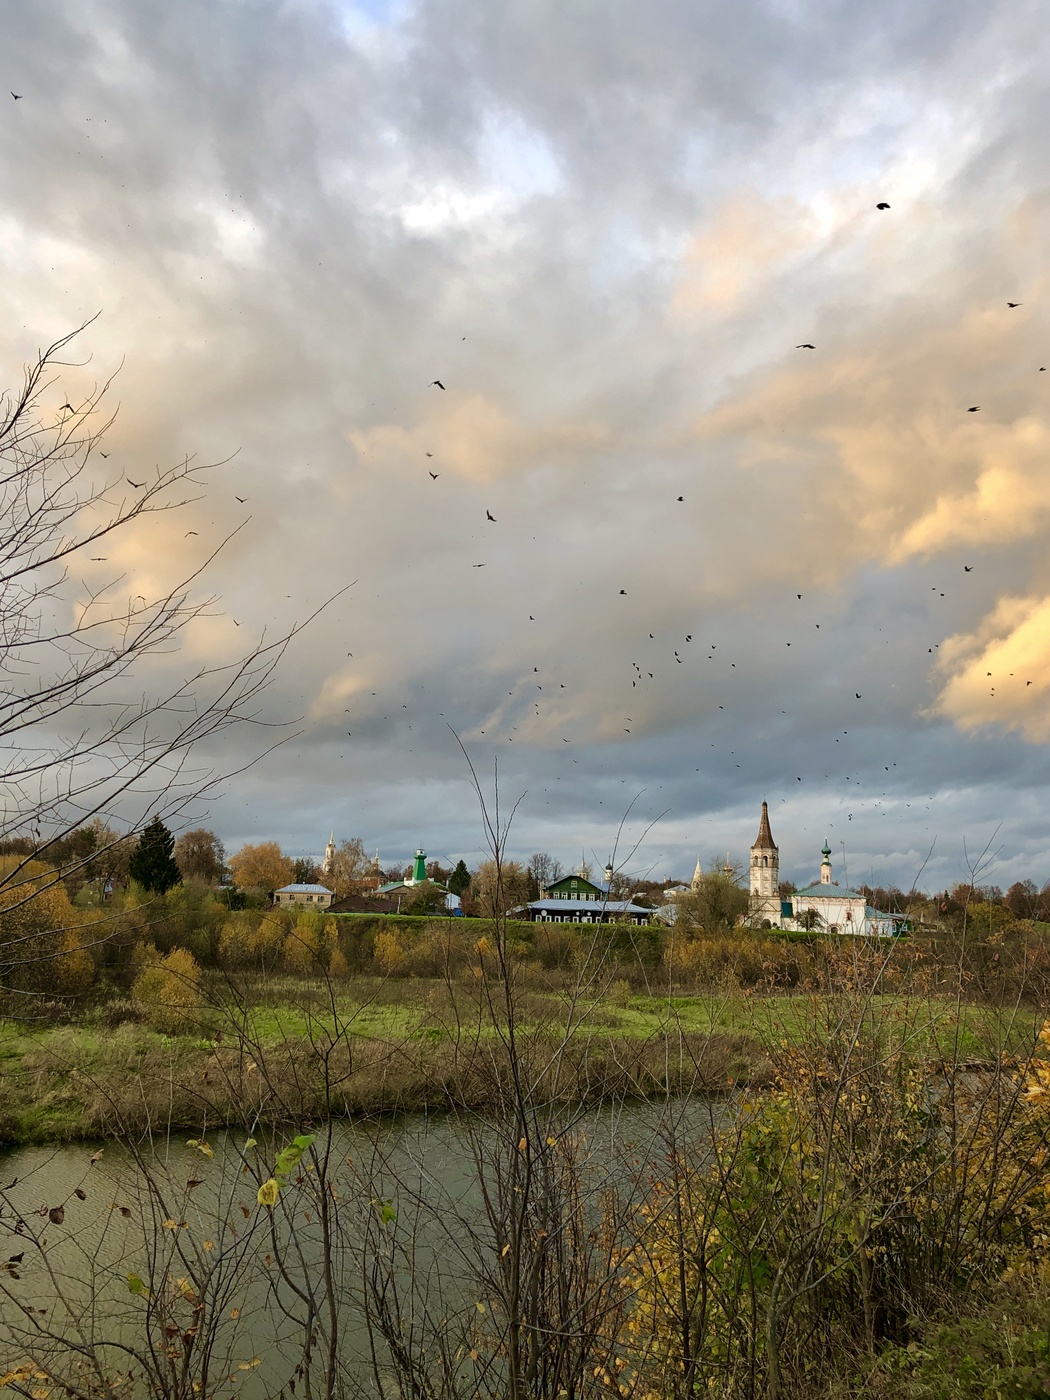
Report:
748,802,900,937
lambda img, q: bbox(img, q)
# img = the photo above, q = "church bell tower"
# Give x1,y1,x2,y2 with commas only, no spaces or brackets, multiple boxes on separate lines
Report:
749,802,781,925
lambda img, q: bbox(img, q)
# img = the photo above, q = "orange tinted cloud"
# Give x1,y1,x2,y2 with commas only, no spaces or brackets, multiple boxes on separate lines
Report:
348,394,608,484
930,594,1050,739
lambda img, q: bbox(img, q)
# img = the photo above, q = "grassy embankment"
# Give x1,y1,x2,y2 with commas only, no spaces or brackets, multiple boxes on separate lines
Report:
0,968,1038,1144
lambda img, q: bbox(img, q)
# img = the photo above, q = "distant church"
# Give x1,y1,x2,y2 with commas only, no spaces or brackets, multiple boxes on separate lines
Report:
748,802,901,937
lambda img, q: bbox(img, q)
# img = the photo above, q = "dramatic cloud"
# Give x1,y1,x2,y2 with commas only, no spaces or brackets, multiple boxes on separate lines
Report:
3,0,1050,890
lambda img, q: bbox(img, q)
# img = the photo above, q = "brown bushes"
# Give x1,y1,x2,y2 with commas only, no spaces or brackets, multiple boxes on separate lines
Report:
0,1018,766,1143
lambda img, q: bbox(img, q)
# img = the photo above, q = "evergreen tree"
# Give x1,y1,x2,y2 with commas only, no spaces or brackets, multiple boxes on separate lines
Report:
128,817,182,894
448,860,471,896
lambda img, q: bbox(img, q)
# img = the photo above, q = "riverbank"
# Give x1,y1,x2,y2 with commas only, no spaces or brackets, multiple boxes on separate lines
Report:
0,978,1036,1144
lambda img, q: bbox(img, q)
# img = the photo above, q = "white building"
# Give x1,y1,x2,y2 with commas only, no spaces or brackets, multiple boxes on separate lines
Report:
747,804,902,937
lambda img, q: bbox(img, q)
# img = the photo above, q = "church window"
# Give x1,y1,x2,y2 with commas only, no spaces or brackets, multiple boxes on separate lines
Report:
762,856,767,867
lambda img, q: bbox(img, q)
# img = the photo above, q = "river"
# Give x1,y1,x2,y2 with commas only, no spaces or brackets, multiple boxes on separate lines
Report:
0,1098,726,1396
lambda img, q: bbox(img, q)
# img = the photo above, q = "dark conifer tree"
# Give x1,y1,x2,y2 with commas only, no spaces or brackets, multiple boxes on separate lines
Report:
128,816,182,894
448,859,471,896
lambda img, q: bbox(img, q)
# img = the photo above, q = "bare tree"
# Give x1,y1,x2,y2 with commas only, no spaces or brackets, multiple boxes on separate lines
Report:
323,837,370,897
0,324,336,985
174,828,226,885
527,851,563,893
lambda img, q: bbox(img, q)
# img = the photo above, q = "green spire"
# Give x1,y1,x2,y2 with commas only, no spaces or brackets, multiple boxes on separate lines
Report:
412,848,426,883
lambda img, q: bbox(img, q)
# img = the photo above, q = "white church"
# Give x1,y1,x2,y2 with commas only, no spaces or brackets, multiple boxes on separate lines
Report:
748,802,901,937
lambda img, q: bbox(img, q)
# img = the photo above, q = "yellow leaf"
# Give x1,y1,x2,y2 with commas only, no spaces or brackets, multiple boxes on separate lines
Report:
202,1240,214,1252
230,1308,240,1320
518,1137,527,1151
162,1219,178,1230
501,1244,511,1257
257,1178,280,1208
476,1301,486,1314
546,1136,557,1146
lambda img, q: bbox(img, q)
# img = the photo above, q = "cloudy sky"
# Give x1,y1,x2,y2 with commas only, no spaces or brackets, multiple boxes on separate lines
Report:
4,0,1050,890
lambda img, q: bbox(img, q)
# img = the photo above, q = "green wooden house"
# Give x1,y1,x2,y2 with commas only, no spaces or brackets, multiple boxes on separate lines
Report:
541,871,609,901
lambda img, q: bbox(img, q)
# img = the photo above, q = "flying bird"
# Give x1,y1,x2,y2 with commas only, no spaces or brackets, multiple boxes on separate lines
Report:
235,495,247,503
876,201,890,209
486,510,496,521
127,479,144,488
964,565,973,572
429,471,439,479
426,452,433,457
99,452,109,458
967,406,980,412
1008,302,1022,308
89,557,107,561
184,530,198,537
472,563,486,568
428,380,445,390
619,589,626,595
11,93,23,101
855,693,861,699
677,496,683,502
796,343,815,350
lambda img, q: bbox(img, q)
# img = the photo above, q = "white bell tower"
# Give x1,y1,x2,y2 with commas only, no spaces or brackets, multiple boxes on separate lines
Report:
749,802,781,924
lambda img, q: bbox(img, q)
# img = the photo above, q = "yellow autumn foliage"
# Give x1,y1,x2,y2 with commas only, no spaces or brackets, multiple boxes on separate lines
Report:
0,857,96,995
620,1024,1050,1397
133,946,203,1033
374,929,404,974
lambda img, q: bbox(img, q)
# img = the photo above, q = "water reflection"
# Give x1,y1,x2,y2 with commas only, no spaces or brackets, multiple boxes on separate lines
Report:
0,1098,726,1395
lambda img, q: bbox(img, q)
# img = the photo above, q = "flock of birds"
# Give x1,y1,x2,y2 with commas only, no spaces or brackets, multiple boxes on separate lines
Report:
385,197,1042,840
25,89,1037,861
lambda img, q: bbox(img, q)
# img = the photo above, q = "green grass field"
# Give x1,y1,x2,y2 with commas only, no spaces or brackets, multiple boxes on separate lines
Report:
0,980,1041,1145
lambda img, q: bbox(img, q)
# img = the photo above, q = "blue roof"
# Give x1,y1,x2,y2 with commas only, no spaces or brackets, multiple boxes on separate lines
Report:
276,883,333,894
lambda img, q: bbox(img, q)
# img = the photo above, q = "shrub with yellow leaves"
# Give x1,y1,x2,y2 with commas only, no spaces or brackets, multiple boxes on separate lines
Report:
132,946,203,1033
0,856,96,997
374,929,404,974
621,1023,1050,1398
